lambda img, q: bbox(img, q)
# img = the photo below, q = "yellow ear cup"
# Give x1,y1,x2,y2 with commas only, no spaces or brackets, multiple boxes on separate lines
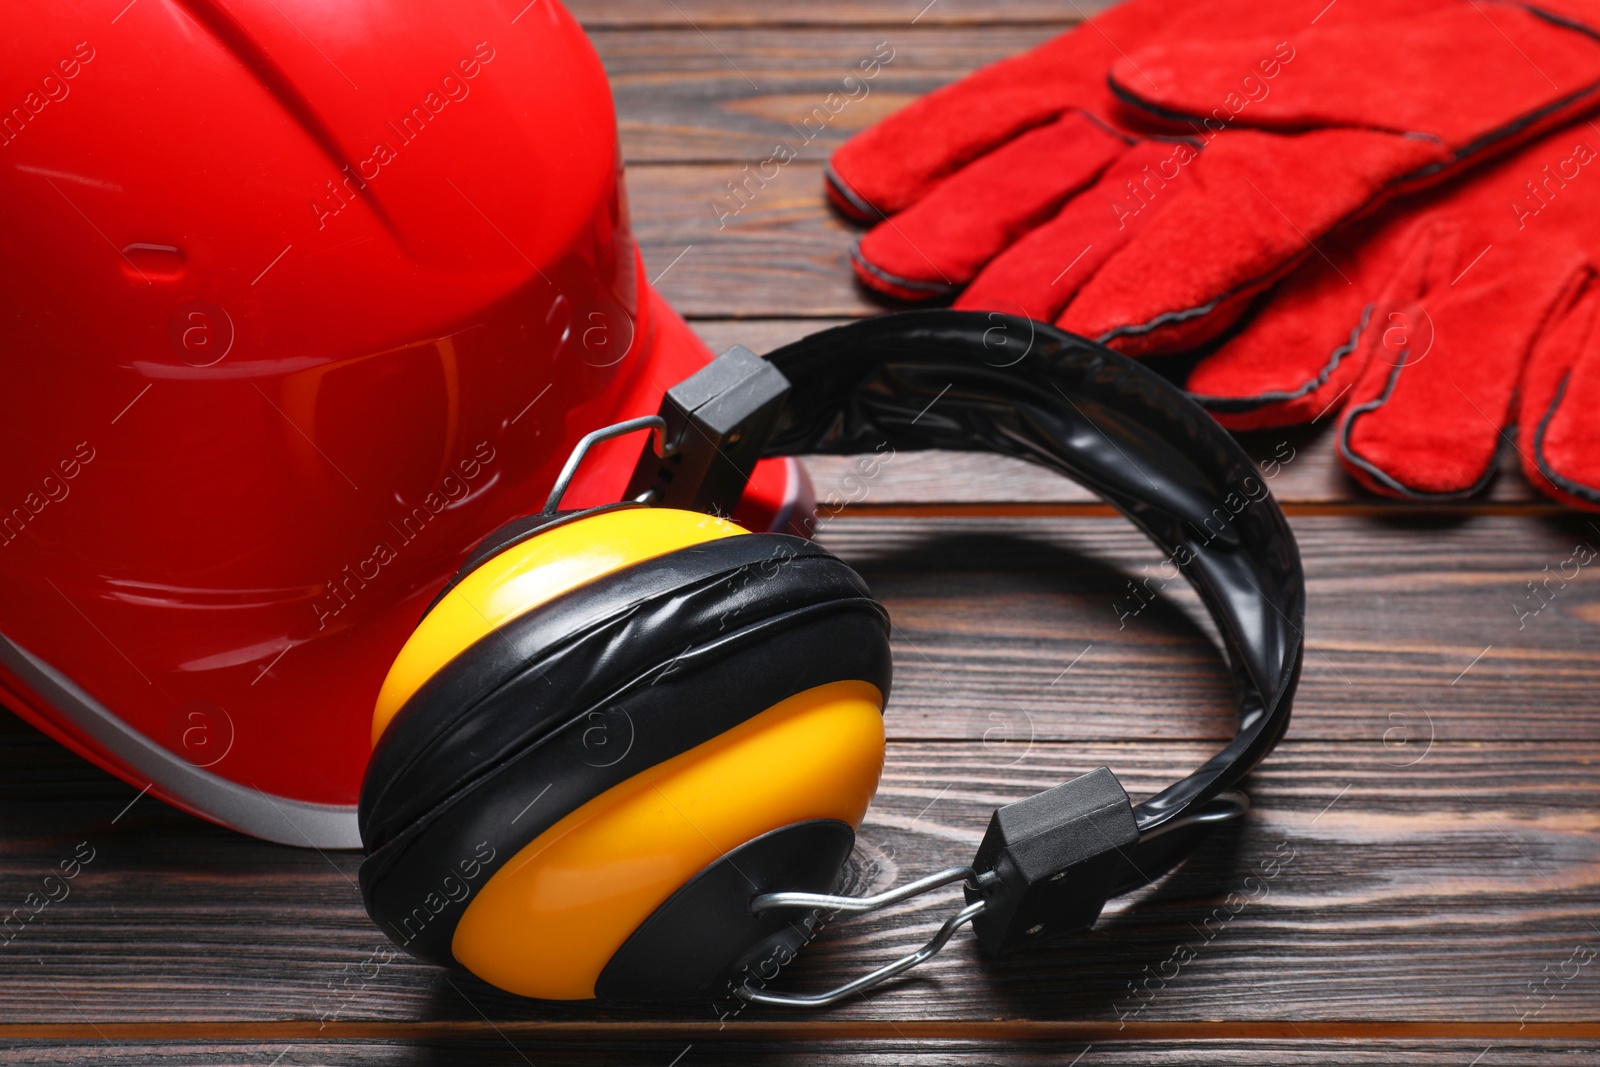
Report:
372,508,747,745
448,679,886,1000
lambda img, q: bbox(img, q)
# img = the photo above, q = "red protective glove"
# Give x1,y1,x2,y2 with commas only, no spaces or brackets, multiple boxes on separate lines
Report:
830,0,1600,356
1183,121,1600,509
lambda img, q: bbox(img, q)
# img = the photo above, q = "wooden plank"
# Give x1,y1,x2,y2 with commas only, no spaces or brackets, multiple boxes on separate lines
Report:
568,1,1101,28
593,26,1059,162
819,515,1600,742
636,159,877,317
693,316,1537,507
2,1038,1597,1065
689,330,1546,510
632,162,868,317
0,730,1595,1025
2,0,1588,1054
601,21,1553,507
795,450,1549,510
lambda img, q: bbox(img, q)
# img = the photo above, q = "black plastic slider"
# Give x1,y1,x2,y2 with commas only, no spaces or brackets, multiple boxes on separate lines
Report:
965,767,1140,956
625,344,791,519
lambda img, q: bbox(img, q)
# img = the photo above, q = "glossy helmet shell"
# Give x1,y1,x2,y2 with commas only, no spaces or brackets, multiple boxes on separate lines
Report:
0,0,801,845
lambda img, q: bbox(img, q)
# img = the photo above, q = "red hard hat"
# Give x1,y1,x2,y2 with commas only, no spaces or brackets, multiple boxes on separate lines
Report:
0,0,806,845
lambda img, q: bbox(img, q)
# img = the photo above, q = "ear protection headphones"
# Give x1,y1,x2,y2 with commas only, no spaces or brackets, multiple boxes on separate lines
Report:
355,310,1305,1009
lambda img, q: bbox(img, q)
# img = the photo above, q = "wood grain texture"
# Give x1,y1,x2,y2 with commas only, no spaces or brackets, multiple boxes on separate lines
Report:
792,429,1544,511
2,1039,1597,1066
1,720,1596,1026
593,26,1058,161
816,516,1600,741
596,16,1557,508
567,1,1100,27
630,164,1600,527
2,4,1596,1059
686,323,1551,508
1,514,1597,1031
594,14,1558,508
632,161,871,317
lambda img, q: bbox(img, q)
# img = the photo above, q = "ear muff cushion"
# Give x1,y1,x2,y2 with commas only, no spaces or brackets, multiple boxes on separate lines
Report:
371,507,749,744
360,533,873,848
358,534,891,970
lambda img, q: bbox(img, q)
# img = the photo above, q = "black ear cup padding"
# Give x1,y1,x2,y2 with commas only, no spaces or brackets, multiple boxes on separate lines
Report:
595,819,856,1005
361,533,869,850
355,537,896,972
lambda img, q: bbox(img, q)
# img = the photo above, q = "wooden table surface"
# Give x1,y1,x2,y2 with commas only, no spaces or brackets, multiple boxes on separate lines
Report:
5,2,1600,1064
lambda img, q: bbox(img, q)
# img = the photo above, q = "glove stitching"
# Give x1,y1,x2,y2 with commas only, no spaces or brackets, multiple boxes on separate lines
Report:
1337,357,1501,500
1532,371,1600,503
1408,75,1600,184
823,160,882,221
1189,303,1373,413
1096,295,1221,343
849,238,956,296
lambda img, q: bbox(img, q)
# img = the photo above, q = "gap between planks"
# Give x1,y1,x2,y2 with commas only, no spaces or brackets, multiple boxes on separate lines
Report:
826,502,1574,518
3,1021,1598,1041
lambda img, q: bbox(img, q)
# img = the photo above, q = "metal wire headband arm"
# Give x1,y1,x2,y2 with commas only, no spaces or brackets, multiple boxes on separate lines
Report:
734,792,1248,1006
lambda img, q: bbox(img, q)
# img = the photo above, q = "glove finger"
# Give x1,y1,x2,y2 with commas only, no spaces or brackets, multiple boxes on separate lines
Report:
826,0,1355,220
1519,270,1600,511
850,111,1130,301
1115,5,1600,155
954,138,1198,322
1057,127,1450,356
827,35,1110,222
1184,215,1407,431
1338,232,1589,500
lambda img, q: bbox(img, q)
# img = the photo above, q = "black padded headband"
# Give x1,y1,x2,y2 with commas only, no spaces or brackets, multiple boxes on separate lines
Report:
758,311,1304,862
